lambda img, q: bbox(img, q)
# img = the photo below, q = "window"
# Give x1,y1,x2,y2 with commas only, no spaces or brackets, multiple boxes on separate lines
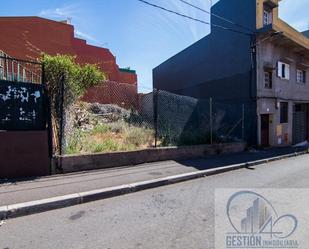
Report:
277,61,290,80
263,9,272,25
296,69,306,83
280,102,288,123
264,71,272,89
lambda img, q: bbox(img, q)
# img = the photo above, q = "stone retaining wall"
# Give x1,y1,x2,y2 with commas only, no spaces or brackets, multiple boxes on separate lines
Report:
57,142,246,173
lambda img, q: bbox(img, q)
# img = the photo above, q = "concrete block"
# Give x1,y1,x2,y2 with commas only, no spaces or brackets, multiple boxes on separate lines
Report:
0,206,8,220
129,178,170,192
204,163,246,176
7,194,80,218
166,172,202,184
79,185,131,203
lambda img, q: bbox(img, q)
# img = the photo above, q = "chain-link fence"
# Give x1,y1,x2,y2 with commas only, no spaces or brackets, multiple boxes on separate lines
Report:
152,89,246,147
58,82,250,155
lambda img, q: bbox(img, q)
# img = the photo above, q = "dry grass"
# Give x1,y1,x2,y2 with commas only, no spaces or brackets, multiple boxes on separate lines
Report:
66,121,155,155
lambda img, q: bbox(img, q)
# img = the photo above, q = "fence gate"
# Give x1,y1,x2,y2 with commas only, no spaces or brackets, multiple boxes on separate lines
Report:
0,52,51,178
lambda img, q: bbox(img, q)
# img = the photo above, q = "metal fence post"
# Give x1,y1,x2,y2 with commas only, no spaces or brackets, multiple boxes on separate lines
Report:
59,75,65,156
11,61,14,81
210,97,213,144
42,62,53,160
242,103,245,141
154,89,158,148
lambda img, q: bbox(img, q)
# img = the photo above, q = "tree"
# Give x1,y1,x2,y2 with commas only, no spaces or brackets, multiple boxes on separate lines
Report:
42,54,106,155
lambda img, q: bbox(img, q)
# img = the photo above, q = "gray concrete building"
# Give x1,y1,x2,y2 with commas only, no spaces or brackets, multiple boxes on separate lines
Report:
256,8,309,146
153,0,309,147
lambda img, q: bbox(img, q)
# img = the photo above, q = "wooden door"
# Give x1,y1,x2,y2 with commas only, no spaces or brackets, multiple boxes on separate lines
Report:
261,114,270,147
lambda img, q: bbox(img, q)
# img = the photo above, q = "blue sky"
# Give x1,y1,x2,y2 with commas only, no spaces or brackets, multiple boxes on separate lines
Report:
0,0,308,92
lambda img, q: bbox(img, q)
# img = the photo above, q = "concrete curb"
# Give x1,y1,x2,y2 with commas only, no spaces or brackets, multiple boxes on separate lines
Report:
1,150,307,220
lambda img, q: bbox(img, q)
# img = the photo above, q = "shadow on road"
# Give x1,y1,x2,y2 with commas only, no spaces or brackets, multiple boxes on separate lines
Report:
177,146,308,171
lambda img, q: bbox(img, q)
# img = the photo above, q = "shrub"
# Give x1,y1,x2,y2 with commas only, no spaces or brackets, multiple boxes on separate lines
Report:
42,54,106,155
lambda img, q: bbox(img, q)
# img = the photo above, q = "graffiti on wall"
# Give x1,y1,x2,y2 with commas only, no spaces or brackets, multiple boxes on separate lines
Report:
0,81,46,130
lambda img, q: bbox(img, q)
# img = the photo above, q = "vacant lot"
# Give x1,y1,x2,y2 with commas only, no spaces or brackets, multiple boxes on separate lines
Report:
66,102,155,154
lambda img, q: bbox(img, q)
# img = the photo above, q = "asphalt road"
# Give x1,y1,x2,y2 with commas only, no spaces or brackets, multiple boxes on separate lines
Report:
1,154,309,249
0,147,301,206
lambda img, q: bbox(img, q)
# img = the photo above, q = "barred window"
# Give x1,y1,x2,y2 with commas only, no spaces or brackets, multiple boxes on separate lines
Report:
297,69,306,83
263,10,272,25
264,71,272,89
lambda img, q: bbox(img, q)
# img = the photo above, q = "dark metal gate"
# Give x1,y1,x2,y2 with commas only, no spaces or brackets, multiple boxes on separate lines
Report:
0,52,51,178
0,81,47,130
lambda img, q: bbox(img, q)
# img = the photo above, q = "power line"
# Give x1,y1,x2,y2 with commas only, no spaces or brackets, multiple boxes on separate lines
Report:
138,0,211,26
137,0,253,36
178,0,254,33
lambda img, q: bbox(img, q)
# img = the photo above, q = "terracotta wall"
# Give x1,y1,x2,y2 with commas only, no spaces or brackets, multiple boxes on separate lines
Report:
0,16,137,85
82,81,138,109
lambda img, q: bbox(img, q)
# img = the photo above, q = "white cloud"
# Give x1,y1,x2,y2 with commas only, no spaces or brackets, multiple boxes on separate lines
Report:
169,0,213,41
39,5,79,19
136,0,212,46
39,5,104,46
74,30,104,46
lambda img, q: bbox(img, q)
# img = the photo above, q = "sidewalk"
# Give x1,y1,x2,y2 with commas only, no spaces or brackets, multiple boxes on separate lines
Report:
0,146,307,207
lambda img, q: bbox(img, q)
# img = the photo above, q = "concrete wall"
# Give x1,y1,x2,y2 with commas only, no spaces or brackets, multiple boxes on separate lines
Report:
139,92,154,122
58,142,246,173
257,42,309,101
0,130,50,178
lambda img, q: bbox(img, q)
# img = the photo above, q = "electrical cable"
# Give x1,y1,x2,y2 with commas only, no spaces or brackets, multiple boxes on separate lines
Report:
137,0,253,36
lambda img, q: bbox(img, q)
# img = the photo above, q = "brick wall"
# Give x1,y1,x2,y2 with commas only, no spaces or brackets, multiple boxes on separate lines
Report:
82,81,138,109
0,16,137,86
